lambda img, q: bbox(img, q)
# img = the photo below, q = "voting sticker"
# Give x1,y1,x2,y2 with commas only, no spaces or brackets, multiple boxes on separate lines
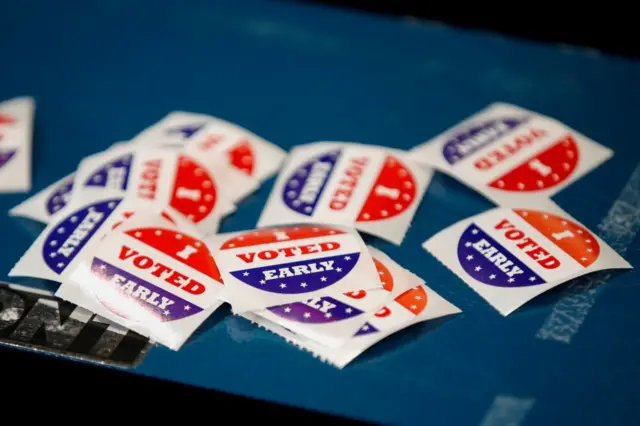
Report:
243,282,461,369
72,144,237,235
254,245,424,347
409,103,614,206
206,224,382,313
183,116,287,184
0,96,35,193
57,213,225,350
10,172,75,223
257,142,432,245
423,200,632,315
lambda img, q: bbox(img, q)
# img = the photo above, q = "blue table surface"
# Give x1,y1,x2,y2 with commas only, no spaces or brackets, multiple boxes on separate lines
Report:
2,1,640,424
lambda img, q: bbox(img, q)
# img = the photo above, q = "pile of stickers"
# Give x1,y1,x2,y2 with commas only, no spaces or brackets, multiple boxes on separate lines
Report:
1,96,633,368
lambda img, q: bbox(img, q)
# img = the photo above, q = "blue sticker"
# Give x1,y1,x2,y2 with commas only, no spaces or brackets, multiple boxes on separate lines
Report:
268,296,363,324
83,154,133,191
46,176,75,215
229,252,360,295
456,224,545,287
90,257,203,322
42,198,121,275
442,116,529,165
282,149,341,216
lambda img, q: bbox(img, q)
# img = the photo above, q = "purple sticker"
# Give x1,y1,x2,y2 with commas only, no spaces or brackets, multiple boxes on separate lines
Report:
229,252,360,294
268,296,363,324
282,149,341,216
45,176,75,215
0,150,16,169
90,257,203,322
166,123,206,139
83,153,133,191
442,116,529,165
355,322,379,336
457,224,545,287
42,198,121,275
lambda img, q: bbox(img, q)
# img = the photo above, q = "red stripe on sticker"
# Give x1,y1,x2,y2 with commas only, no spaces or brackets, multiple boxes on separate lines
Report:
514,209,600,267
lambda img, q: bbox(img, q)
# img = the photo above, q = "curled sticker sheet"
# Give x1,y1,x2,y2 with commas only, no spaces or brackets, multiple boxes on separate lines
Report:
0,97,35,193
205,224,382,313
409,103,613,206
56,212,224,350
243,282,461,369
423,199,632,315
257,141,433,245
252,245,422,348
132,111,287,184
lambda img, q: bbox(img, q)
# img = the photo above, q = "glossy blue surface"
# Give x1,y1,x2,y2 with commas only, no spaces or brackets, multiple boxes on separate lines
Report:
2,1,640,424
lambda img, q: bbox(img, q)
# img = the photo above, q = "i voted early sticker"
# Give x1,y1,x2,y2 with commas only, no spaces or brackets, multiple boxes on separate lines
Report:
243,282,461,369
423,199,632,315
206,224,382,313
56,213,225,350
10,172,75,223
409,103,614,206
253,245,423,347
71,144,240,235
133,111,286,184
257,142,432,245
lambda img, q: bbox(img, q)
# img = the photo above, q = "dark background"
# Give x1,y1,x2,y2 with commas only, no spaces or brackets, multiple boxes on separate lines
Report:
3,1,635,421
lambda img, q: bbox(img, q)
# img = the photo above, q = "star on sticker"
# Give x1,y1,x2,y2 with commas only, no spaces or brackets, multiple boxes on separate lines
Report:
466,255,474,261
184,305,191,311
243,271,249,276
70,216,78,223
108,202,116,209
300,282,307,288
50,240,58,247
345,308,352,314
303,312,311,319
508,278,515,283
320,277,327,282
164,310,170,316
587,248,593,252
175,233,183,240
344,256,351,261
325,313,332,318
415,295,421,300
529,276,536,282
57,227,65,234
362,325,369,331
155,230,162,236
336,267,342,272
489,274,496,280
471,229,479,234
410,305,417,310
280,283,286,288
474,266,482,272
99,264,107,271
284,307,291,313
57,262,65,268
378,271,384,275
259,280,265,285
465,242,472,247
135,232,142,237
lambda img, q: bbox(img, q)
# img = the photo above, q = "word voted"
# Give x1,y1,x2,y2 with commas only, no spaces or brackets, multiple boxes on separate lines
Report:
137,159,162,200
474,128,547,170
330,156,369,210
236,241,341,264
495,218,562,269
118,245,206,295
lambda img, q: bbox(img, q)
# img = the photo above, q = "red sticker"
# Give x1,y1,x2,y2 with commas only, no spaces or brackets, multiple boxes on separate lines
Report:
170,154,218,224
357,155,417,222
514,209,600,267
489,135,579,191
